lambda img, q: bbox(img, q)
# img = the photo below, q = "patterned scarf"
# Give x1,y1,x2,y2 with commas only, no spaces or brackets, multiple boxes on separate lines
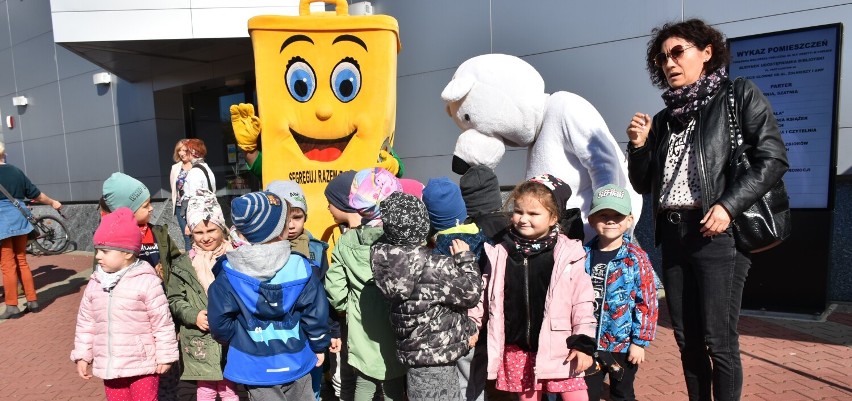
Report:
190,241,231,294
661,67,728,129
506,225,559,257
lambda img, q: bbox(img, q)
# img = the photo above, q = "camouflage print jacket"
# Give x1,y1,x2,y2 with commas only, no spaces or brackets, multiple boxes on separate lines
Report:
371,243,481,367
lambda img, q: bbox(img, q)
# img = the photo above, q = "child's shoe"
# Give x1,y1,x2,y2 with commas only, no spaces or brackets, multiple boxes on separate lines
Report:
27,301,40,313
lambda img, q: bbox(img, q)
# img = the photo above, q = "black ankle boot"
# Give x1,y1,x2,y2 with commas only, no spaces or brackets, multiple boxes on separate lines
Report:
0,305,21,319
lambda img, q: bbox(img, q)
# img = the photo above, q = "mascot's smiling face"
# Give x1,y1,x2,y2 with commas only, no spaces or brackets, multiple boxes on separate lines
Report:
246,11,399,238
254,29,398,166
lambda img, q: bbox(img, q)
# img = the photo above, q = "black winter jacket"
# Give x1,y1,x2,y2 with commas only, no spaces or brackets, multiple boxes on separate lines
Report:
371,244,480,367
628,78,789,245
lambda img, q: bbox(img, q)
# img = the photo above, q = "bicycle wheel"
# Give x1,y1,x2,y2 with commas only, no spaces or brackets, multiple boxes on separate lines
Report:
32,216,70,255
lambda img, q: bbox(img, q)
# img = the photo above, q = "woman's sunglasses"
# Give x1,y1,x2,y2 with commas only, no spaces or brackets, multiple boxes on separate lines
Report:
654,45,696,66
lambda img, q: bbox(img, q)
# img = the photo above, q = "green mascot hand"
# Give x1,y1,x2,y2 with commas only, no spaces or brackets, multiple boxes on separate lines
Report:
230,103,262,152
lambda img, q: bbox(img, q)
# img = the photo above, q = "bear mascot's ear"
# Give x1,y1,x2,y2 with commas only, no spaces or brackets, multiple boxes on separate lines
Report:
441,75,476,103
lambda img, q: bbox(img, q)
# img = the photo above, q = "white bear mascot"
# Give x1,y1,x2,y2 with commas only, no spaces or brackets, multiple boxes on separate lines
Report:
442,54,641,240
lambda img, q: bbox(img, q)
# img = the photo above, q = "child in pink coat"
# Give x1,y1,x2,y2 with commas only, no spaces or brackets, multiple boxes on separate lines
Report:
478,175,597,401
71,207,179,401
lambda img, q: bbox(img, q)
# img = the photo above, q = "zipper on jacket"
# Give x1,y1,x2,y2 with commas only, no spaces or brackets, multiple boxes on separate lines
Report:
596,260,611,346
106,289,114,378
524,257,531,347
695,113,711,215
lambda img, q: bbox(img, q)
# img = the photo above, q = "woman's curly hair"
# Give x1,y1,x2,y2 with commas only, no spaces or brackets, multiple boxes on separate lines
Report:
645,19,730,89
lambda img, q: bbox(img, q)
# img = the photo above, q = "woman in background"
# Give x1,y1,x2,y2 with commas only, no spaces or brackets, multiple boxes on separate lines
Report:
169,139,193,251
0,141,63,319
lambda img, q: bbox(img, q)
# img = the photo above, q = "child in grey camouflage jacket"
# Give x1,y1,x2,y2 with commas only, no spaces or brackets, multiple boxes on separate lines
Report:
371,192,482,401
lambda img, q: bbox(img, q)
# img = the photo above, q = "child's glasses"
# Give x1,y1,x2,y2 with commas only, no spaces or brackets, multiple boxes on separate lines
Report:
654,45,696,67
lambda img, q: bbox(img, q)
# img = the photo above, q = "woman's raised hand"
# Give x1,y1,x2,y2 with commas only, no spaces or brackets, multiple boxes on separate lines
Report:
627,112,652,148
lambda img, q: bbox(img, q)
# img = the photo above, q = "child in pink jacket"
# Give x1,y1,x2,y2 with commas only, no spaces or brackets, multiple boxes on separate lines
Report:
71,207,179,401
478,175,597,401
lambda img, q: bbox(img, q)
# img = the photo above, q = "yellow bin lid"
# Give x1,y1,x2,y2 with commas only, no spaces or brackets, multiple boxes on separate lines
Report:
249,0,401,53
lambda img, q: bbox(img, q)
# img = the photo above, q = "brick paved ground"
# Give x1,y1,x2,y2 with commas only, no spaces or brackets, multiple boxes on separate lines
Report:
1,252,851,401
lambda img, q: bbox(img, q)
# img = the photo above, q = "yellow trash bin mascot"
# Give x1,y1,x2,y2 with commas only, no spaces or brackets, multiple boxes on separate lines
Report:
231,0,401,236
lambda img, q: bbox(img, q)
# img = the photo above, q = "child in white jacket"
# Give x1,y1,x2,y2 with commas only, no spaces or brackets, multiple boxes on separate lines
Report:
71,207,179,401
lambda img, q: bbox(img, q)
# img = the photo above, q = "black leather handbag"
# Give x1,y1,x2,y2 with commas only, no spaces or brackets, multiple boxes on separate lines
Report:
726,79,791,253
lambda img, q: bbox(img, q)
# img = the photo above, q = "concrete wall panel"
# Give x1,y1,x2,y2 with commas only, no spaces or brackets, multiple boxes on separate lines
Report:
0,3,11,51
21,134,69,187
8,0,52,46
65,126,120,182
56,45,101,80
17,82,63,140
11,33,58,91
376,0,492,77
0,48,16,96
59,73,116,134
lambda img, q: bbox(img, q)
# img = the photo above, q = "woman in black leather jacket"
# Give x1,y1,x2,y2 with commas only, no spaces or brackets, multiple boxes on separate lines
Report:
626,19,787,401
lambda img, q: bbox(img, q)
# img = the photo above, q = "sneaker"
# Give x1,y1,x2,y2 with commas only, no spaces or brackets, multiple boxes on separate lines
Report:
27,301,40,313
0,305,22,319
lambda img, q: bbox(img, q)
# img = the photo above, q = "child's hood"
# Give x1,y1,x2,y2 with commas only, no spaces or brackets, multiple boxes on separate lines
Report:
219,240,311,320
340,226,384,285
433,223,490,257
225,240,292,281
371,243,429,302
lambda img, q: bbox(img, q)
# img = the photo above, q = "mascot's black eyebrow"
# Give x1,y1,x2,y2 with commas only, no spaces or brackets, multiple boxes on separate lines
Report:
280,35,314,53
332,34,368,51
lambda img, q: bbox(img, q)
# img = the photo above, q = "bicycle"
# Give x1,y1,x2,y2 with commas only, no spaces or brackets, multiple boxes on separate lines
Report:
26,202,70,256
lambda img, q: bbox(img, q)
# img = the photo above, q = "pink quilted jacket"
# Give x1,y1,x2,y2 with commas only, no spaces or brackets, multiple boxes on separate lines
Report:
478,234,597,380
70,260,178,380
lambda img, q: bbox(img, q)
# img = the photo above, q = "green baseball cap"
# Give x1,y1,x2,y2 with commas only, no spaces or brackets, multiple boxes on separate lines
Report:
589,184,632,216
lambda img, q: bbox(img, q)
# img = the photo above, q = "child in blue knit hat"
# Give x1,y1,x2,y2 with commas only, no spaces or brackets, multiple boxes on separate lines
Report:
422,177,468,236
207,191,330,400
425,175,493,401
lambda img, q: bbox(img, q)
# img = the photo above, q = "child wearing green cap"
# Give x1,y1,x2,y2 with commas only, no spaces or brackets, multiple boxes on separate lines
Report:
583,184,658,401
100,172,191,289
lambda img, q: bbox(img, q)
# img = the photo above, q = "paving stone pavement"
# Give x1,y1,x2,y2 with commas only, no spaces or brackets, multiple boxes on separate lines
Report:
1,252,851,401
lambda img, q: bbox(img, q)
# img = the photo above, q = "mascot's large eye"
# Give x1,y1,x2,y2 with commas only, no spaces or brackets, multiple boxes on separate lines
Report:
285,57,316,102
464,114,471,122
330,58,361,103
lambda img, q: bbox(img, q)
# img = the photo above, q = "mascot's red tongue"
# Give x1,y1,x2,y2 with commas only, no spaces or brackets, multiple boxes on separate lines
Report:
304,147,342,162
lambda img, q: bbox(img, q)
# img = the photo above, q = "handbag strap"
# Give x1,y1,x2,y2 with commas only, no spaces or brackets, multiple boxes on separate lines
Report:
726,78,743,151
0,182,36,223
726,78,752,162
191,163,213,192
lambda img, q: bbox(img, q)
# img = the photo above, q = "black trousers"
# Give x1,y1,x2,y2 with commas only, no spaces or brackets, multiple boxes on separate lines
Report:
584,352,638,401
659,209,751,401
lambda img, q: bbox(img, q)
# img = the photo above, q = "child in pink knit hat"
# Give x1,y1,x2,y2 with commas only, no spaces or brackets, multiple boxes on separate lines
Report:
72,207,179,401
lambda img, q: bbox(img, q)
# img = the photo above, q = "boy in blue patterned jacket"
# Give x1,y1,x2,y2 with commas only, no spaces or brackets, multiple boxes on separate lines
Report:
583,184,658,401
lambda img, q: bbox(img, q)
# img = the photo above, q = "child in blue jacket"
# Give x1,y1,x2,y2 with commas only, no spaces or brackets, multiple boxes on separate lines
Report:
208,191,330,400
583,184,658,401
